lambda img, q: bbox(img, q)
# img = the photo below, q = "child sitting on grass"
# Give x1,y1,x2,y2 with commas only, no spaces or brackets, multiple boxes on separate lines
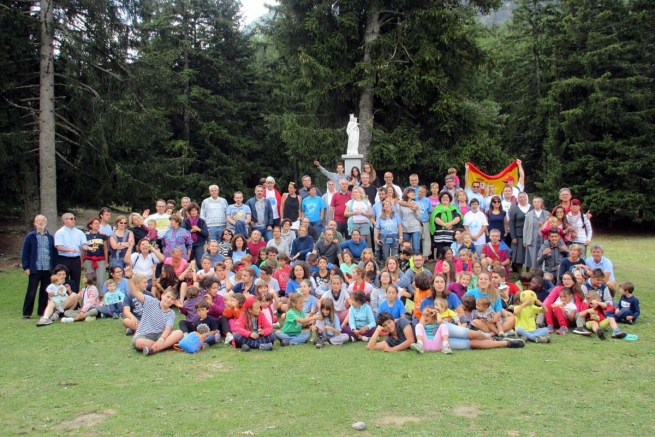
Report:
188,300,219,349
341,290,377,342
377,284,406,320
96,279,125,319
573,291,626,339
275,293,315,346
178,285,206,333
233,297,275,351
513,292,551,343
36,274,70,326
551,288,577,335
310,299,349,348
411,305,452,354
470,297,503,336
614,281,640,325
61,272,100,323
128,273,184,356
221,293,246,346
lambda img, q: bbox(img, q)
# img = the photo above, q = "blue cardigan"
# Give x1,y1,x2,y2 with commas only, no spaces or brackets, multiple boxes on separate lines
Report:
291,236,314,260
21,230,58,272
245,197,274,228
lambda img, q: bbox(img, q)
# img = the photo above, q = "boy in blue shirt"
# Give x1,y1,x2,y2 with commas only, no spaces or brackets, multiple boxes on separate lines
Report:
614,281,640,324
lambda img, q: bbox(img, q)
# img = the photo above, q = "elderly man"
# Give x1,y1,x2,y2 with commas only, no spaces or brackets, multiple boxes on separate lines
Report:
21,215,58,319
54,212,89,293
246,185,274,241
264,176,282,227
329,178,352,238
200,185,228,242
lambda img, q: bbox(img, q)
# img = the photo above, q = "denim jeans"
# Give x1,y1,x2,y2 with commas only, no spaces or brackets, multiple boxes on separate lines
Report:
516,326,550,341
208,226,225,243
379,235,399,262
97,302,123,318
403,231,421,254
275,330,311,345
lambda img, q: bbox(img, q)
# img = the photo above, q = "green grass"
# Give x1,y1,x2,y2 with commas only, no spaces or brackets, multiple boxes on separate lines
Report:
1,235,654,436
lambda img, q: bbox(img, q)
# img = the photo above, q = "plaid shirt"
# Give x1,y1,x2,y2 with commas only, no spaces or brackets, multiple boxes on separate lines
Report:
36,231,51,271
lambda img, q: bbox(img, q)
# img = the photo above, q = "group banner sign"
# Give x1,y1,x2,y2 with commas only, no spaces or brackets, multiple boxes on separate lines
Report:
464,160,520,197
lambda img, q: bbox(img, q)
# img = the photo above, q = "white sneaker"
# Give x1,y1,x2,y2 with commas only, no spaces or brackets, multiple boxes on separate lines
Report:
224,333,234,345
272,322,280,329
504,329,515,337
442,344,453,354
362,336,370,342
410,343,425,354
61,317,74,323
50,312,60,321
37,317,52,327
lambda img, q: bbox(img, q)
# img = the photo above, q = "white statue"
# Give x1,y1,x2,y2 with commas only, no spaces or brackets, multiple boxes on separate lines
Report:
346,114,359,155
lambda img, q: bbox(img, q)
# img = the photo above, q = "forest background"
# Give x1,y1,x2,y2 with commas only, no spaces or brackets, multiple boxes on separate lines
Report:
1,0,653,230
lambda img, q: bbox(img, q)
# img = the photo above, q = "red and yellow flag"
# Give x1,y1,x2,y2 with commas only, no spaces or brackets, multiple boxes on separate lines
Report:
465,160,519,197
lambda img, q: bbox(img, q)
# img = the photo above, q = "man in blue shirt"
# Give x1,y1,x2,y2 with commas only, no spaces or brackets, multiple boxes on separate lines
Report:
301,186,327,236
54,212,90,293
416,186,433,258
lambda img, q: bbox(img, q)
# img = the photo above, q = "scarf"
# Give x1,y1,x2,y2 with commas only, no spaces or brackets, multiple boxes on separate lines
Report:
429,204,459,235
188,216,199,243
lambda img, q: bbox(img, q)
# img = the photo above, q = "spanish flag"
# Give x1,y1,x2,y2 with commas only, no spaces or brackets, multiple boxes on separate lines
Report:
465,160,520,197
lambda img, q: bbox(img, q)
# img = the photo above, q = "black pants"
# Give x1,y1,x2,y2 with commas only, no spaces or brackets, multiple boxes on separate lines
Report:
60,256,82,293
23,270,51,317
180,316,230,335
336,221,349,240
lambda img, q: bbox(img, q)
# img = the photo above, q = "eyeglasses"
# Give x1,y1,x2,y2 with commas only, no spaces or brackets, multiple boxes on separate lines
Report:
491,200,500,204
67,217,76,220
473,185,480,188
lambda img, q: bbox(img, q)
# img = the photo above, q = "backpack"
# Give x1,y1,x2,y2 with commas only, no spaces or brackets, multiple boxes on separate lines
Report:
175,332,204,353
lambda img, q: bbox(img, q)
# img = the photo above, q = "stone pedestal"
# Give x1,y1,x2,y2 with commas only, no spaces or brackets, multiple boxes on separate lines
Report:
342,154,363,176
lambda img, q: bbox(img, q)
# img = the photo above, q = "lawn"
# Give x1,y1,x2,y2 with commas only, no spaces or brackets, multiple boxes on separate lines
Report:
1,235,654,436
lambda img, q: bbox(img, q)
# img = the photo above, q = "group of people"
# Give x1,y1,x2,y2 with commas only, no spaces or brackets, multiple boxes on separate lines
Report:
21,159,640,355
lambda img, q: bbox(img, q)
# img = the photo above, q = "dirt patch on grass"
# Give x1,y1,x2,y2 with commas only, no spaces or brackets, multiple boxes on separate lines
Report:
192,361,232,380
53,409,116,430
377,415,423,427
451,405,479,418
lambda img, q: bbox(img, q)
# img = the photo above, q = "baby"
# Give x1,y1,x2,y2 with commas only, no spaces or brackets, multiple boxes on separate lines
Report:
471,297,503,336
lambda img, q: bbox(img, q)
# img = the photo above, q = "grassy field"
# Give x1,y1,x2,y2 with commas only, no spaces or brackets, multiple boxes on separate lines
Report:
1,235,654,436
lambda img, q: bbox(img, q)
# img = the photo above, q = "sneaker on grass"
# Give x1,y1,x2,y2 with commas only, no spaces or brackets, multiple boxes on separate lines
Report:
506,339,525,348
597,329,606,340
259,343,273,351
224,332,234,345
573,326,592,336
442,344,453,354
611,328,627,339
61,317,74,323
535,336,551,343
556,327,568,335
410,343,425,354
36,317,52,327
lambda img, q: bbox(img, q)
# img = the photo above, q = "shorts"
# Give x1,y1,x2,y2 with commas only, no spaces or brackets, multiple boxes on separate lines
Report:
132,332,161,347
50,295,67,310
586,319,610,330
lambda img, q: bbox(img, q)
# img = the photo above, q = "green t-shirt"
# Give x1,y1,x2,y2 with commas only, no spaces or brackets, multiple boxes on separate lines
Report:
282,308,304,335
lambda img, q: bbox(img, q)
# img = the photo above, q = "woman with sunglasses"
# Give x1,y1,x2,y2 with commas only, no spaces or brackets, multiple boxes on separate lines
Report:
486,195,506,242
109,215,135,269
217,228,234,258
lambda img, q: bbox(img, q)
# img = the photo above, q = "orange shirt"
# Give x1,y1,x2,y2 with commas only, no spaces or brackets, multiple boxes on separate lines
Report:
222,306,243,320
413,288,431,320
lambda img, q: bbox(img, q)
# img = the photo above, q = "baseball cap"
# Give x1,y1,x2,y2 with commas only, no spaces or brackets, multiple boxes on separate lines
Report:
502,175,515,183
571,199,581,206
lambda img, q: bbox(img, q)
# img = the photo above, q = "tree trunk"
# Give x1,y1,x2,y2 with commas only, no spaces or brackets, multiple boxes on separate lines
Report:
39,0,57,226
357,8,379,161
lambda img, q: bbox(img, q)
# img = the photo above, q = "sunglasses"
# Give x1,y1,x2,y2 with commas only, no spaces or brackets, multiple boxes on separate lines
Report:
491,200,500,203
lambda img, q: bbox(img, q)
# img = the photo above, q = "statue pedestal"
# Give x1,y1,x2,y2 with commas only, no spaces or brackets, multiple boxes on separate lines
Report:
342,154,363,176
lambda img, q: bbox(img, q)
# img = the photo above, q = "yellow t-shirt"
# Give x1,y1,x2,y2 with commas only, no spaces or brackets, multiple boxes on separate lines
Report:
439,309,457,320
514,305,542,331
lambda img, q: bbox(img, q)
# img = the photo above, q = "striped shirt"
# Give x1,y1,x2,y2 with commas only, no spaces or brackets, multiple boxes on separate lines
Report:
134,295,175,336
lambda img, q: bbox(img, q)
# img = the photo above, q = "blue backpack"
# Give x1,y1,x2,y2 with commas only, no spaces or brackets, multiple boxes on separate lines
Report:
175,332,204,353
